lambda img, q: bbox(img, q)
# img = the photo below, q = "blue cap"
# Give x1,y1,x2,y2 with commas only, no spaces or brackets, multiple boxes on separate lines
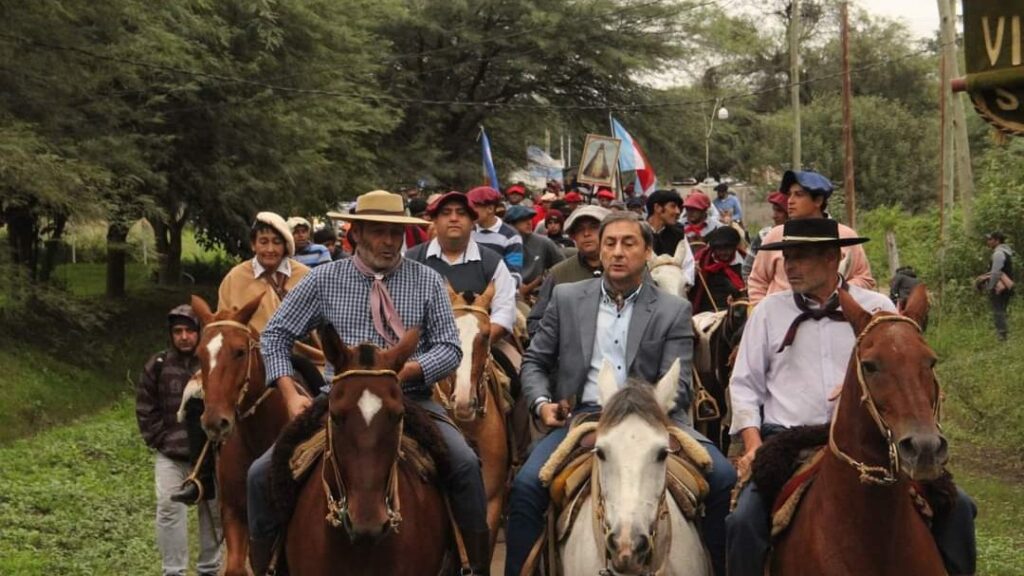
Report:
780,170,833,198
504,204,537,223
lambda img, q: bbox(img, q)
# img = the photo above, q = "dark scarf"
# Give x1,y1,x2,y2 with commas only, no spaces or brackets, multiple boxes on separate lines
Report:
777,278,849,352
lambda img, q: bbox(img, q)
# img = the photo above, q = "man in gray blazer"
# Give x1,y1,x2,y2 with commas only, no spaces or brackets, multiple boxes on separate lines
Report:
504,212,736,576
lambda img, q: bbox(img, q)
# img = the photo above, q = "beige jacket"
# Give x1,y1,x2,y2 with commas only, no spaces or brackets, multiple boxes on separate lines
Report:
217,258,311,332
747,222,875,304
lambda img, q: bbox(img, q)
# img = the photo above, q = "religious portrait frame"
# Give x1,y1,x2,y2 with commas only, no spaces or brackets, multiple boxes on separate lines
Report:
577,134,621,188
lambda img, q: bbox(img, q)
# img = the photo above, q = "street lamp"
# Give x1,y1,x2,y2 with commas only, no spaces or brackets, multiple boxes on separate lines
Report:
705,98,729,179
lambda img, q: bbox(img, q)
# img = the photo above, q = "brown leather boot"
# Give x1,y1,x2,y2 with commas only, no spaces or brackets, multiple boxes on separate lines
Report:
463,529,492,576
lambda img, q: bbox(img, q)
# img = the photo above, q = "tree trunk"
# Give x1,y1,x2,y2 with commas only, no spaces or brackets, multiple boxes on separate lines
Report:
4,205,39,280
106,221,129,298
153,209,186,285
39,214,67,283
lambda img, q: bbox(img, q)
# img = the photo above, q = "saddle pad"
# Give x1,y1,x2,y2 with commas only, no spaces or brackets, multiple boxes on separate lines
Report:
770,448,825,537
288,428,438,482
692,311,727,374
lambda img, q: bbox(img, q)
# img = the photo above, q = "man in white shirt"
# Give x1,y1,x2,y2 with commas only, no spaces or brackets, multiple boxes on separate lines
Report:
726,218,976,576
405,191,517,342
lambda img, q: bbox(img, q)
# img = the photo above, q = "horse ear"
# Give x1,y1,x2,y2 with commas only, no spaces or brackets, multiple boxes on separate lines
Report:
446,282,461,305
672,239,690,266
476,282,497,312
902,284,930,328
384,328,421,371
654,359,680,414
319,324,349,369
233,294,264,326
838,288,872,336
597,360,619,407
190,295,214,326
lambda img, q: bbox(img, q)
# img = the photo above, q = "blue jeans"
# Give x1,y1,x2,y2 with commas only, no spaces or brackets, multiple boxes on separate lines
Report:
726,482,977,576
246,397,488,540
504,409,735,576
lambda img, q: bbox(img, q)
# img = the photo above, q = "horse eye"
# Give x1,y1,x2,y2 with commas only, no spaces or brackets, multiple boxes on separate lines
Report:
657,447,669,462
234,349,246,359
861,360,879,374
594,447,606,461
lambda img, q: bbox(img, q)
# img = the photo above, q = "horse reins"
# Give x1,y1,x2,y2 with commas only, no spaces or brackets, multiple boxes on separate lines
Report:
590,447,676,576
828,315,941,486
322,369,405,535
202,320,276,421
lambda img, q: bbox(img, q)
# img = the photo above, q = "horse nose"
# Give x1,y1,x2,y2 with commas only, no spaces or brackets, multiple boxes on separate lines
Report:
633,532,652,559
897,433,949,479
202,414,233,440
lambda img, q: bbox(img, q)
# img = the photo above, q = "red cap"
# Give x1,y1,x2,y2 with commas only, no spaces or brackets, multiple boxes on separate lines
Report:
565,191,584,203
683,192,711,211
767,191,788,209
467,186,502,206
505,184,527,196
595,188,615,200
427,191,479,220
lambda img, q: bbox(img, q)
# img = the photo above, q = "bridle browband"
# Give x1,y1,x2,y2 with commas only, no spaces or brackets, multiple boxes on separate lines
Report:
828,315,942,486
322,368,405,536
202,320,275,421
434,305,492,419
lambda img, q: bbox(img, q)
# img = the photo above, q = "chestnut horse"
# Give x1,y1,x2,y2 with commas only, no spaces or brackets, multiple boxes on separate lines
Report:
191,295,290,576
285,327,452,575
772,285,948,575
434,283,510,548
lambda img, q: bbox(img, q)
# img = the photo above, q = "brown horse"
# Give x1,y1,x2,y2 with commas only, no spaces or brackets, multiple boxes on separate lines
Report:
191,295,290,576
285,326,452,575
772,285,948,575
434,283,510,548
692,296,750,453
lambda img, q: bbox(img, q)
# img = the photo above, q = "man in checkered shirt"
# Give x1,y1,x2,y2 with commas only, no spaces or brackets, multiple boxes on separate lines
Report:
246,191,490,575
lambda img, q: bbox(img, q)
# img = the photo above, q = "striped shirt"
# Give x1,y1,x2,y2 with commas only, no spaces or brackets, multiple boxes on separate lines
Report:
261,258,462,397
473,218,524,284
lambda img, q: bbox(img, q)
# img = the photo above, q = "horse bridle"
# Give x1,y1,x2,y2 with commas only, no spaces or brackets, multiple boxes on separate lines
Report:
322,369,405,536
828,315,942,486
591,444,677,576
202,320,275,421
435,305,491,419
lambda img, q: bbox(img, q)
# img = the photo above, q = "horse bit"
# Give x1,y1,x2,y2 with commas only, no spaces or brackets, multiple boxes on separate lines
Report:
828,315,941,486
202,320,275,421
322,369,405,535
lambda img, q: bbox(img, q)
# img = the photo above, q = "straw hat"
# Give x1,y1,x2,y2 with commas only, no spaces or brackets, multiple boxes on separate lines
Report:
330,190,428,225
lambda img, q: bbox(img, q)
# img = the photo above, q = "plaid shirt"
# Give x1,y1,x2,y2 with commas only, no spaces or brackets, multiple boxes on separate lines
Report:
261,258,462,397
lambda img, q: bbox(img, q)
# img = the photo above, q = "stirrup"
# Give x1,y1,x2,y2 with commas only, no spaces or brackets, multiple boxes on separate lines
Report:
180,476,205,501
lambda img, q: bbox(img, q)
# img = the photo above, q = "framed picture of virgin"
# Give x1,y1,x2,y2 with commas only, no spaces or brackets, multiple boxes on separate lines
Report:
577,134,621,188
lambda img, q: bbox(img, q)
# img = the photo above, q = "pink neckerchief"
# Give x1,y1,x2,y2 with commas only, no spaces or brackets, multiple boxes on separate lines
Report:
351,254,407,346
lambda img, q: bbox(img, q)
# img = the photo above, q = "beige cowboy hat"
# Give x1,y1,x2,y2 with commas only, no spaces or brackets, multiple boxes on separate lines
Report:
327,190,428,225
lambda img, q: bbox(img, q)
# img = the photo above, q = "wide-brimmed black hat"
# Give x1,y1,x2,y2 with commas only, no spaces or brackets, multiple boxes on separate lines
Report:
759,218,868,251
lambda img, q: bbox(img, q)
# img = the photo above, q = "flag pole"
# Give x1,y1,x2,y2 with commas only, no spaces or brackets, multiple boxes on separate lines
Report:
610,111,624,200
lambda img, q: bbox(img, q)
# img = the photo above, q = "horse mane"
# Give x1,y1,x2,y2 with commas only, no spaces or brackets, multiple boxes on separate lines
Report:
598,380,671,433
268,395,451,522
357,343,376,368
649,254,678,268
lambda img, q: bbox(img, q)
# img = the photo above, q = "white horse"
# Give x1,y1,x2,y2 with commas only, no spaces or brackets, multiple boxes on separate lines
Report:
561,360,712,575
648,240,695,298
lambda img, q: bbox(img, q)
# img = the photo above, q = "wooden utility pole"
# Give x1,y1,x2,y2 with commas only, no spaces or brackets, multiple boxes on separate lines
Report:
937,0,956,231
790,0,802,170
938,0,975,226
841,1,856,227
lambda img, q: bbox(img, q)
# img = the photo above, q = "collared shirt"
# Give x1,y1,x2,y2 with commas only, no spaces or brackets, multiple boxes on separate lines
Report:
261,258,462,397
424,239,517,333
729,284,895,432
581,283,643,405
251,257,292,279
473,218,524,283
713,195,743,221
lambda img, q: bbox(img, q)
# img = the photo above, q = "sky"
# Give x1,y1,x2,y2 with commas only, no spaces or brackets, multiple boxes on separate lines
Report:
855,0,941,40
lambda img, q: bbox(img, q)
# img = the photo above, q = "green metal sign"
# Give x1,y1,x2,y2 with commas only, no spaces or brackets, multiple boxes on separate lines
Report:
962,0,1024,134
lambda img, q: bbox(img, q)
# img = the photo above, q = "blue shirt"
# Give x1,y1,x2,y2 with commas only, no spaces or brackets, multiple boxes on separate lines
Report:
261,258,462,397
293,244,332,268
581,283,642,405
473,218,524,285
712,195,743,221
